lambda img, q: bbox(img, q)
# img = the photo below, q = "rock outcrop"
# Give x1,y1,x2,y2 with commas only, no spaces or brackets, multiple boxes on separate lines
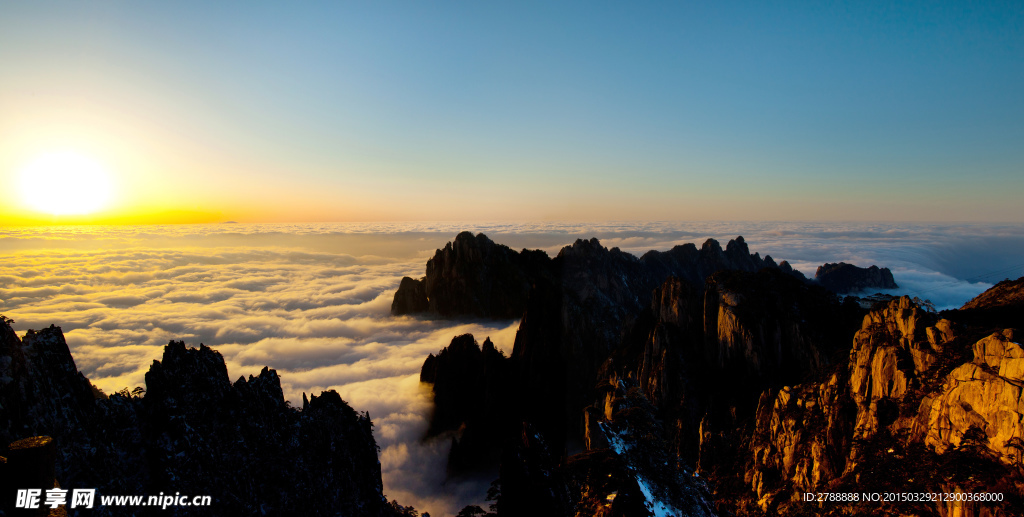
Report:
746,294,1024,515
814,262,898,294
0,324,101,488
420,334,511,472
393,231,554,318
703,268,854,386
0,319,399,516
391,276,429,315
923,329,1024,459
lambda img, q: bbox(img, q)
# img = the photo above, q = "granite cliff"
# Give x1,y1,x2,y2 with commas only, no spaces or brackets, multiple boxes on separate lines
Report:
747,293,1024,516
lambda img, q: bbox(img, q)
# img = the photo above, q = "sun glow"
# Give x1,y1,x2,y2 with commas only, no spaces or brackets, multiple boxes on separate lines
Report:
18,151,115,216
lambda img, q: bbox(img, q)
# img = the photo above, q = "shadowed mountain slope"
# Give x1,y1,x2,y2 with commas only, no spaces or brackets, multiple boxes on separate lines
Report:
0,321,400,516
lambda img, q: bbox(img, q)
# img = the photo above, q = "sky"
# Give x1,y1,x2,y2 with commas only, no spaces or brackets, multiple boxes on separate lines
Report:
1,1,1022,224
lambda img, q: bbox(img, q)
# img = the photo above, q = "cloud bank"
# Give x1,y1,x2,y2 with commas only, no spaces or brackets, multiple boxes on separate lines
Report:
2,221,1022,513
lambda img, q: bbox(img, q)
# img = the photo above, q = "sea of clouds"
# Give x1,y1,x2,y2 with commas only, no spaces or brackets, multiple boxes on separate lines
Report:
2,221,1023,515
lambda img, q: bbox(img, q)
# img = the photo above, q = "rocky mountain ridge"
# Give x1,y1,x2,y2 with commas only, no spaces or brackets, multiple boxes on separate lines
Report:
411,233,1023,516
392,232,807,321
0,321,402,516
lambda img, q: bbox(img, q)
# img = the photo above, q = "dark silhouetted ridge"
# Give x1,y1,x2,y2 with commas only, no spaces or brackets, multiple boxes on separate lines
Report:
0,319,404,516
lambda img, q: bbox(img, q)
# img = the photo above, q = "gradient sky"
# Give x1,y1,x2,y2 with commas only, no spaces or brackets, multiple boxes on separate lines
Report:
1,1,1022,224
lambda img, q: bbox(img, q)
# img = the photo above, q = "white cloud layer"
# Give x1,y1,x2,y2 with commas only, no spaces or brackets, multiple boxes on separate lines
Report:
2,221,1022,514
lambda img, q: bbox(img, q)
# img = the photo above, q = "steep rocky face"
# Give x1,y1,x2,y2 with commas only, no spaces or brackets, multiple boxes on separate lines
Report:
0,324,99,485
922,329,1024,460
293,390,387,516
749,369,856,509
746,293,1024,515
0,325,96,441
420,334,510,472
569,379,716,517
421,334,509,435
391,276,429,315
585,268,862,515
814,262,898,294
633,277,702,409
0,320,397,517
847,296,951,441
140,342,388,515
506,236,806,450
522,238,657,445
704,269,854,388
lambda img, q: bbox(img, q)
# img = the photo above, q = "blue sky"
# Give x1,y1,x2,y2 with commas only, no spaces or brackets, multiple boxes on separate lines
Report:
1,1,1022,222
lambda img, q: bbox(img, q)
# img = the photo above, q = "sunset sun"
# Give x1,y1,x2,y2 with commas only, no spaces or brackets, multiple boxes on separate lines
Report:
18,151,115,216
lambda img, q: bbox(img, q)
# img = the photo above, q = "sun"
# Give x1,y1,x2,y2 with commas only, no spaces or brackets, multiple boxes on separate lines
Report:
18,151,115,216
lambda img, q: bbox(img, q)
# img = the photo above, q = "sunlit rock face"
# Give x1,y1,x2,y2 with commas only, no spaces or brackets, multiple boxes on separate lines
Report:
924,330,1024,459
848,296,949,441
747,290,1024,516
0,319,393,516
961,277,1024,311
814,262,898,294
749,371,854,508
